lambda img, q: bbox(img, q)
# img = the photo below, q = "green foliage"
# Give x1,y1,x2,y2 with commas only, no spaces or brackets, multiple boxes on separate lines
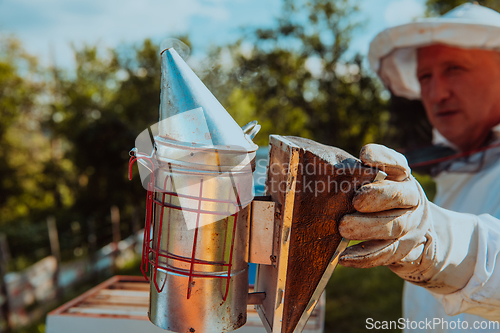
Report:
426,0,500,15
37,39,168,261
0,37,51,224
325,265,404,332
203,0,390,154
382,95,432,151
414,172,436,201
0,38,165,264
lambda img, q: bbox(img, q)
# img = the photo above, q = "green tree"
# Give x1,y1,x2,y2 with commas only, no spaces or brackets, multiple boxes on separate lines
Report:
0,36,190,264
0,37,68,266
0,37,51,224
203,0,390,154
42,40,162,253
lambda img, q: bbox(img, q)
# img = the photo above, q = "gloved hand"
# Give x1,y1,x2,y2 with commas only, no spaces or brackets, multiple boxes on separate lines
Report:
338,144,480,294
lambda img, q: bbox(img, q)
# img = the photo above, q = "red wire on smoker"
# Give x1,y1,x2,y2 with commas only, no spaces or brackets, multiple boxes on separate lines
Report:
187,179,204,299
129,155,243,300
128,155,156,282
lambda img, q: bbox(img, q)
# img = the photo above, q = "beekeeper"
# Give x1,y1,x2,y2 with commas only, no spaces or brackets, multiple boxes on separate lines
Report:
338,2,500,331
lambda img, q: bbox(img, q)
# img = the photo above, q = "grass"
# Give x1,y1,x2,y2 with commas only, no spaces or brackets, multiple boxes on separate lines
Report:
325,265,404,333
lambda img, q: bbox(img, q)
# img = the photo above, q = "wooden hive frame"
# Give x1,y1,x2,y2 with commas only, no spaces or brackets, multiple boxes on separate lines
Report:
254,135,379,333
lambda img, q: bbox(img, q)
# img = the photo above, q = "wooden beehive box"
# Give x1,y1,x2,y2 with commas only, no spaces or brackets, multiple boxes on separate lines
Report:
46,275,324,333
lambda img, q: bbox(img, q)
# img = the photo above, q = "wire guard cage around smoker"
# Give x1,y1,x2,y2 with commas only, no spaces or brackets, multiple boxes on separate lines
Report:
129,153,243,300
129,47,259,332
128,143,253,332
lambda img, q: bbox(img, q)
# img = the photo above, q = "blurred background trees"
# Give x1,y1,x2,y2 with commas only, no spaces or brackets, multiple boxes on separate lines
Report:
1,0,396,269
0,38,46,224
205,0,390,154
0,39,166,266
0,0,475,331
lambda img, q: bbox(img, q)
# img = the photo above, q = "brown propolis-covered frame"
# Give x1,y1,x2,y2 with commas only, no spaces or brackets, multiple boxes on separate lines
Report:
254,135,380,333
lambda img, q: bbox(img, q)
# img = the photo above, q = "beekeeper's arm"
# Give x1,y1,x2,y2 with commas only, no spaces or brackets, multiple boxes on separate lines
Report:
339,144,500,321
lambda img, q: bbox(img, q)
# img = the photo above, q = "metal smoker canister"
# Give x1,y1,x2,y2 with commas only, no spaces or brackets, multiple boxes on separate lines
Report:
138,47,260,333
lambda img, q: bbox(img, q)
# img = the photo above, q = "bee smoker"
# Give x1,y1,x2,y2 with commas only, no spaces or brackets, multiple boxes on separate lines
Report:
129,48,260,332
129,47,383,333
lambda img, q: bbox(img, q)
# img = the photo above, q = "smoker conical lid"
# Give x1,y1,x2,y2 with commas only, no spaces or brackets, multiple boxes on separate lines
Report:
158,48,257,152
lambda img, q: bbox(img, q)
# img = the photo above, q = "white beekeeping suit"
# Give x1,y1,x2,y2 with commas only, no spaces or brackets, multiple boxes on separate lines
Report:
403,125,500,332
341,3,500,332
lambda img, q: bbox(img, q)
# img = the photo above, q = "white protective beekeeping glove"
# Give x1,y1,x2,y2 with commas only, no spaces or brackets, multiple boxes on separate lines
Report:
338,144,480,294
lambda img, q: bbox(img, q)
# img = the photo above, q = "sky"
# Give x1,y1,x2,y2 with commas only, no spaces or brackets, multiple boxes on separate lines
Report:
0,0,426,70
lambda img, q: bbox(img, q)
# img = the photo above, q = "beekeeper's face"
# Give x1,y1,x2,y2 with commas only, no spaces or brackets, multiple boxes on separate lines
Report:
417,44,500,151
